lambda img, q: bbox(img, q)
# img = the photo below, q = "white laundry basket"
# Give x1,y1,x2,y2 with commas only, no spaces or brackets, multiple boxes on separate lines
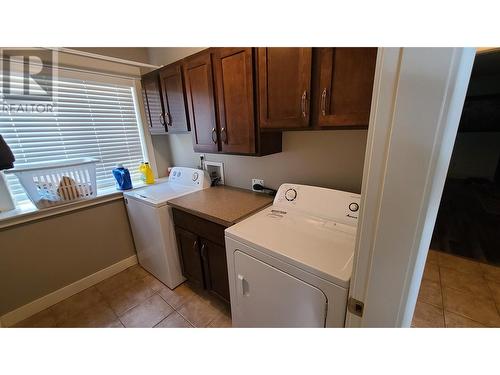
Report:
5,158,98,209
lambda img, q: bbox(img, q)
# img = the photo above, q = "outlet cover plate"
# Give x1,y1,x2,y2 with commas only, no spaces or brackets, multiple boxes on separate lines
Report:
252,178,264,192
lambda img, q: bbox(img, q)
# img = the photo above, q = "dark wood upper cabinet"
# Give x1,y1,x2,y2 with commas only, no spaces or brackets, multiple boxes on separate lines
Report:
257,48,312,129
141,73,166,134
183,52,219,153
141,47,375,155
158,63,190,133
213,48,256,154
314,48,377,127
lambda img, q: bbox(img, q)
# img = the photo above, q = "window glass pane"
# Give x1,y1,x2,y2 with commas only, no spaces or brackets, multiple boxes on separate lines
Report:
0,72,145,205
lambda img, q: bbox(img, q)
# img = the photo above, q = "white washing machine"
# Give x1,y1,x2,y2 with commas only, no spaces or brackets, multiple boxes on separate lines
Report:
124,167,210,289
225,183,361,327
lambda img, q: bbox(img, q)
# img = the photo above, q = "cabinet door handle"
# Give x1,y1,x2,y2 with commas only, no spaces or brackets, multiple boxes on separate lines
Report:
238,274,249,296
211,127,217,144
200,243,207,259
193,240,198,251
321,88,327,116
159,113,166,126
221,127,227,144
301,90,307,118
166,112,172,127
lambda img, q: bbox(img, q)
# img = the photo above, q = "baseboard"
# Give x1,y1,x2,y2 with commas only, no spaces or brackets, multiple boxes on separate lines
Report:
0,255,138,327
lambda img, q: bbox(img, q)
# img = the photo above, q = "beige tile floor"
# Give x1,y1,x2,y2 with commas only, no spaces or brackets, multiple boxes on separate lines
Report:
14,265,232,328
412,250,500,328
15,251,499,328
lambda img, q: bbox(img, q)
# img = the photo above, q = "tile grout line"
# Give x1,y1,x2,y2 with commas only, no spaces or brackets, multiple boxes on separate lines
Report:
438,260,484,328
153,306,193,328
96,269,161,327
155,288,190,312
117,278,156,319
154,285,201,327
93,285,123,327
437,264,446,327
438,258,497,327
175,305,199,327
483,275,500,318
422,254,493,328
172,290,221,328
151,299,177,328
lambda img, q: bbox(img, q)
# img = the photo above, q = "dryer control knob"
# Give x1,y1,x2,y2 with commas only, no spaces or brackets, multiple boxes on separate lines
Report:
285,188,297,202
192,171,199,181
349,202,359,212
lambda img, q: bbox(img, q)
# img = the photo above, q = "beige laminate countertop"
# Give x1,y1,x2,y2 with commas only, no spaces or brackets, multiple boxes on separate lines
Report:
167,185,274,227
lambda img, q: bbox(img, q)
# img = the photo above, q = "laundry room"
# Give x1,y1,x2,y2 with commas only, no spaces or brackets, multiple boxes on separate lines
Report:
0,47,373,328
2,3,498,374
0,41,492,334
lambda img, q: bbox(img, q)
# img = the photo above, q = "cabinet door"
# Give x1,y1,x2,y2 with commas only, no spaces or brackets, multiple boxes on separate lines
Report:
213,48,256,154
317,48,377,127
201,238,230,303
141,74,166,134
175,226,204,288
183,52,219,153
257,48,312,129
159,64,190,133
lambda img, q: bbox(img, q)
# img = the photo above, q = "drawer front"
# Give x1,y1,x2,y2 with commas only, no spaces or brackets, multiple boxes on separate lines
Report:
172,208,226,246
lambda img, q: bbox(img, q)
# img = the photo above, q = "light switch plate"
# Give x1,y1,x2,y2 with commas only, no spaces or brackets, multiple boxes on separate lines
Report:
252,178,264,192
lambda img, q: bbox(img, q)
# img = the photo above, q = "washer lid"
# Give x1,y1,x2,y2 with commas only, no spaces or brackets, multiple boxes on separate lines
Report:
225,206,357,288
123,182,199,208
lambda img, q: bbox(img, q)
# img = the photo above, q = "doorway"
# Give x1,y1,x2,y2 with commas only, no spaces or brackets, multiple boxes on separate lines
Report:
412,49,500,327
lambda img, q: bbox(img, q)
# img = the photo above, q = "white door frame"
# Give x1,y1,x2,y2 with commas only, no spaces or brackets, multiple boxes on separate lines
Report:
347,47,476,327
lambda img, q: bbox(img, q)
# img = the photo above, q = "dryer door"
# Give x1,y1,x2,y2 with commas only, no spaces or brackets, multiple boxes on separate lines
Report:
233,250,327,327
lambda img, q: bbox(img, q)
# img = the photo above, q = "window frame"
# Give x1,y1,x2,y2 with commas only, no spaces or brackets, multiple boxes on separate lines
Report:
0,60,158,215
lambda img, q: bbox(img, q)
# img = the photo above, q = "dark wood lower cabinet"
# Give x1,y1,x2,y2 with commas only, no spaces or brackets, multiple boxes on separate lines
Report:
175,226,205,288
201,238,230,303
172,208,230,304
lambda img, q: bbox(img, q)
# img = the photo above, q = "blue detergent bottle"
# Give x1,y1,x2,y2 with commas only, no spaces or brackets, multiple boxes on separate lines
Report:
112,164,133,190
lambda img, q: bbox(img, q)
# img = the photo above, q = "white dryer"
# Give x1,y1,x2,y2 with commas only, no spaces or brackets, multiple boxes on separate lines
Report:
225,183,360,327
124,167,210,289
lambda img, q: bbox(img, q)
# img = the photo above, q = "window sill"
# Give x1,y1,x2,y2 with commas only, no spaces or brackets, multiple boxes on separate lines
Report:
0,178,167,230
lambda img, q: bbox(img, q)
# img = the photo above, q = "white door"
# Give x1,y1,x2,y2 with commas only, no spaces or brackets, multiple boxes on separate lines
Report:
233,250,327,327
347,48,475,326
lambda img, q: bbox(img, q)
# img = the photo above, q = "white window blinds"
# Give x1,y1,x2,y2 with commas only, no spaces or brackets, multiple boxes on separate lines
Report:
0,70,146,205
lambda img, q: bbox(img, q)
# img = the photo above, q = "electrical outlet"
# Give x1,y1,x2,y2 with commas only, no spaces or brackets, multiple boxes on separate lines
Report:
252,178,264,192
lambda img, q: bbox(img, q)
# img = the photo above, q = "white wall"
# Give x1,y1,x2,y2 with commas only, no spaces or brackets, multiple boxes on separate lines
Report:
69,47,151,65
151,136,172,177
148,47,206,66
167,131,367,192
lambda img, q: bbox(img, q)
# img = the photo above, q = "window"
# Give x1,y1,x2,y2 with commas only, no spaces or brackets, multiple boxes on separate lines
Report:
0,68,147,206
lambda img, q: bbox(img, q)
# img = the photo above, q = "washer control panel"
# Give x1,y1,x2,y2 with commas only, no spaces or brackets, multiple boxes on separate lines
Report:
349,202,359,212
275,185,301,206
274,183,361,225
168,167,210,188
284,188,297,201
